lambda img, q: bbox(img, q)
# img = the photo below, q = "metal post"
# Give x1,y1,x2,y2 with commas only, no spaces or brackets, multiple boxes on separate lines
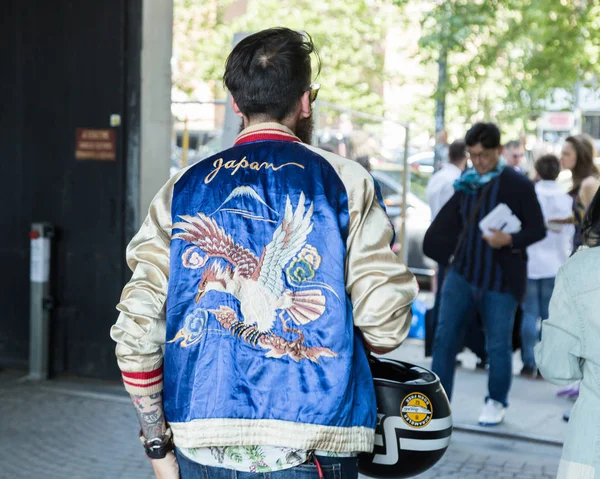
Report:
27,222,54,380
400,125,410,266
433,50,448,172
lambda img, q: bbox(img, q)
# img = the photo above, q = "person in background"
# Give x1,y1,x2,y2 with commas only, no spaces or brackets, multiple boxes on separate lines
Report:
520,155,573,379
423,122,546,426
535,187,600,479
427,140,468,219
425,141,486,365
504,140,526,172
560,134,600,253
553,135,600,417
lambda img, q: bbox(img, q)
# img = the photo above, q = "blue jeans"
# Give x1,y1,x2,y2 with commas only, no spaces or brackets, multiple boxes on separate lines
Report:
426,264,446,356
431,270,518,407
176,449,358,479
430,264,486,363
520,277,555,368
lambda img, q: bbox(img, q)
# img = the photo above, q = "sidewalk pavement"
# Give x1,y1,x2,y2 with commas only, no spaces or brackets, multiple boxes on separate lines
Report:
412,430,559,479
385,338,571,444
0,337,569,479
1,373,154,479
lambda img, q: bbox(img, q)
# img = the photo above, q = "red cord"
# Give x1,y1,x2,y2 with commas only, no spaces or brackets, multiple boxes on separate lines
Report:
314,456,325,479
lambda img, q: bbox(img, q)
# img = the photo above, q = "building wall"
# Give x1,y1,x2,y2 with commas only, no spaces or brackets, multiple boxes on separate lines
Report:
0,0,173,380
141,0,173,216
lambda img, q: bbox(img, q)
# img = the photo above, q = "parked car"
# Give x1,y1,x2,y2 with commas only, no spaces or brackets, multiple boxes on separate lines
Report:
371,170,436,288
408,151,435,175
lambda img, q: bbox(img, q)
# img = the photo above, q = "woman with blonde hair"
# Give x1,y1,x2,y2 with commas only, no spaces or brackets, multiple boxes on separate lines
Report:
535,187,600,478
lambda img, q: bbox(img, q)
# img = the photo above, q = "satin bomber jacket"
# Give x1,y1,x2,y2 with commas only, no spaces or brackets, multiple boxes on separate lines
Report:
110,123,418,453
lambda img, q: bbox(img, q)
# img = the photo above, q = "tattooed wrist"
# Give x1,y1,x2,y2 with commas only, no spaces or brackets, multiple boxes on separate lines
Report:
132,392,167,439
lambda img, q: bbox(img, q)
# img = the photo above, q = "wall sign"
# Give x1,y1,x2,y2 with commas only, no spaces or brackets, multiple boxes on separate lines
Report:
75,128,116,161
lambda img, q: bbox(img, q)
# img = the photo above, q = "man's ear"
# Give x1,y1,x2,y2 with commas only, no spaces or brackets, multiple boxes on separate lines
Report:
498,145,504,156
299,91,312,119
230,97,244,119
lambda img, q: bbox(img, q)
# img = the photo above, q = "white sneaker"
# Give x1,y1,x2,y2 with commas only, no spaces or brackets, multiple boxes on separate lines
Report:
478,399,505,426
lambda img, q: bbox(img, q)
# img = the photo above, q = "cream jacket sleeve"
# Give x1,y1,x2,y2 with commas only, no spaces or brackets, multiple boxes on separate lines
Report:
305,145,419,354
110,171,185,396
345,171,418,352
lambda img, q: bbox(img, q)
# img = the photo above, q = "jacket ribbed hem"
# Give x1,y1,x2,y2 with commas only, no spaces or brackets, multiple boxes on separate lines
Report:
122,380,163,396
170,418,374,453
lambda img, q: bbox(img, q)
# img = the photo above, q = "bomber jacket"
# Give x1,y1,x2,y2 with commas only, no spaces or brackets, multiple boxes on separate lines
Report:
110,123,418,453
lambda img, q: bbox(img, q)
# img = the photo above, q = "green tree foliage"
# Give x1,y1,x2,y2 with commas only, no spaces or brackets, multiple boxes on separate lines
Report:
173,0,394,114
405,0,600,129
172,0,234,97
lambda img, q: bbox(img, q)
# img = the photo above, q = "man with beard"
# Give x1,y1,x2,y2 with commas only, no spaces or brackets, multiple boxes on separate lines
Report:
111,28,417,478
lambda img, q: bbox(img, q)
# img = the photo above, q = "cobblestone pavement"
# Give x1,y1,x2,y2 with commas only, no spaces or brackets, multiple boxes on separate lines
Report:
408,431,560,479
1,373,560,479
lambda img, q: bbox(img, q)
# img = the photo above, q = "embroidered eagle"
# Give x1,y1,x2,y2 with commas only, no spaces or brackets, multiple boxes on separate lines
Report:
173,192,326,334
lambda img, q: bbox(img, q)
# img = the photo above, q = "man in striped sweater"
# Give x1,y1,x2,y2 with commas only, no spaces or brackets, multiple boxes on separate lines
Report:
423,122,546,426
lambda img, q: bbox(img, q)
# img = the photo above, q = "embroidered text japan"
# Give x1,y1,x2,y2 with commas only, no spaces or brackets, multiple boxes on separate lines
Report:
204,157,304,184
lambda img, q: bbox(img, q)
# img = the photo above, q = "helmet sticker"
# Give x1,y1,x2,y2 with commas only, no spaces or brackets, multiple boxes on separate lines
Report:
401,392,433,428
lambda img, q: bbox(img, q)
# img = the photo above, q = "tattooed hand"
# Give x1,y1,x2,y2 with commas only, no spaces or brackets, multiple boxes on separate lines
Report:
130,392,179,477
131,392,166,440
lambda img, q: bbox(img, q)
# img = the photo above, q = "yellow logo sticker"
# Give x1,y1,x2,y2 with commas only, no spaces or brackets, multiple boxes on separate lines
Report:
401,392,433,428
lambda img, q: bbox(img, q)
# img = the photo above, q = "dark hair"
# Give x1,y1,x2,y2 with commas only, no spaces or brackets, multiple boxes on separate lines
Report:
582,187,600,247
465,122,501,149
504,140,521,150
355,155,371,172
565,134,599,192
223,28,321,121
535,154,561,181
448,140,467,163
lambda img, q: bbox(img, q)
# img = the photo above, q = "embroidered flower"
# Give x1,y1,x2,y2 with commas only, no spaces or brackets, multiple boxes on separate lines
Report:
184,308,208,336
182,247,207,269
298,245,322,269
286,259,315,283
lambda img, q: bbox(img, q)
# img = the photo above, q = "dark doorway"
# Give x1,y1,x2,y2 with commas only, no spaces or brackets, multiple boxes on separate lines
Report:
0,0,140,379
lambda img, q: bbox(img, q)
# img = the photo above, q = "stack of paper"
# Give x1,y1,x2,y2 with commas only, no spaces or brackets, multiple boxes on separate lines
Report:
479,203,522,236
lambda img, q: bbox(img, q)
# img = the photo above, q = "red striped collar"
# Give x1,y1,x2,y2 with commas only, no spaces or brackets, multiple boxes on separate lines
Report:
234,122,301,146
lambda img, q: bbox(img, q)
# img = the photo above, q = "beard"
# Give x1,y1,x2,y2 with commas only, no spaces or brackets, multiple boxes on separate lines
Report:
294,115,314,145
238,114,314,145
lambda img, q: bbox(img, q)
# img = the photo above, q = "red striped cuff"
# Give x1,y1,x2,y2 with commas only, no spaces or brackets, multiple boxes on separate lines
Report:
121,367,164,396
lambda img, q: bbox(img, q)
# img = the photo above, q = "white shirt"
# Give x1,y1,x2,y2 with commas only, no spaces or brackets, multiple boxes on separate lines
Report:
527,181,574,279
426,163,462,219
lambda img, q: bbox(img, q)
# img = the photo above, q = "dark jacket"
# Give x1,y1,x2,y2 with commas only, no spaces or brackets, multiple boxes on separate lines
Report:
423,167,546,301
